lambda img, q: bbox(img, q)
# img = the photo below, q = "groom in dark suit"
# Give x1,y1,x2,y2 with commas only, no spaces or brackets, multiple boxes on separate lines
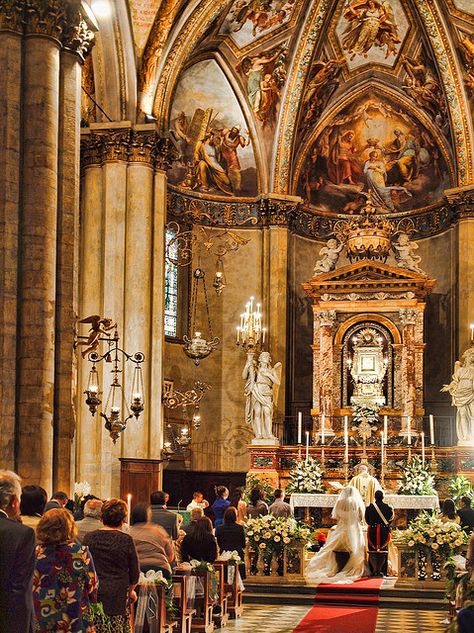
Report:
365,489,394,577
0,470,36,633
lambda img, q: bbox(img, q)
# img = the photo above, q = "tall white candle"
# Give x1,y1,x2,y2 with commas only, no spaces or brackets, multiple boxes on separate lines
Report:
380,431,384,464
126,493,132,522
421,431,425,464
297,412,302,445
407,416,411,445
471,323,474,343
383,415,388,444
321,414,325,445
305,431,310,463
344,415,349,463
429,414,435,446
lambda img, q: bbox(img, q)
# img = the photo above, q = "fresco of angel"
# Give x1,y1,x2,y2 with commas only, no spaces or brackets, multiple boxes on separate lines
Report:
401,55,447,126
341,0,400,60
237,44,288,127
300,58,345,134
229,0,295,38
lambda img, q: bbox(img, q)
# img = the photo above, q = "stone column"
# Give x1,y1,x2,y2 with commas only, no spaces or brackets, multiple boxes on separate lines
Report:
122,129,155,460
317,309,337,436
399,308,418,437
0,2,23,468
77,139,104,493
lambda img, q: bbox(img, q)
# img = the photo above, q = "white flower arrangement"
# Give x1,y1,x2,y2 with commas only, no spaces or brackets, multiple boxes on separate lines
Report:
398,456,436,496
285,457,325,494
395,512,469,558
73,481,91,498
218,550,242,565
245,515,311,553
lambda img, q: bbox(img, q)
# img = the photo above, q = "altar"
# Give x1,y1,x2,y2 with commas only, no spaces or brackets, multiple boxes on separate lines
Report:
289,493,440,511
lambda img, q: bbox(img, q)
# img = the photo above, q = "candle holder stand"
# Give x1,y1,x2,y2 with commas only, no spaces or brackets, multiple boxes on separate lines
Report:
430,445,438,472
343,460,349,484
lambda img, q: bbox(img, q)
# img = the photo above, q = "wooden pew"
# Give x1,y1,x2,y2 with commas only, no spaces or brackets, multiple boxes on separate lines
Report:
214,561,244,619
172,573,196,633
190,571,214,633
212,563,230,628
135,582,178,633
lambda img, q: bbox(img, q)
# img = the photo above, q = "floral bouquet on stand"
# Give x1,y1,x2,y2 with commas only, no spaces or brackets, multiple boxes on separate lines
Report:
73,481,91,516
398,456,437,496
135,570,177,632
285,457,325,494
189,560,218,601
395,512,468,580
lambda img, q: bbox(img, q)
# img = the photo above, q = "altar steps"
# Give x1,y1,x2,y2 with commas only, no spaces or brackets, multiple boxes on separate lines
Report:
243,583,447,611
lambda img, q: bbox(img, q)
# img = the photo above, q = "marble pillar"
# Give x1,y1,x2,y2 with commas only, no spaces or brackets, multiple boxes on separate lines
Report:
0,9,22,468
316,310,337,435
399,308,418,435
16,32,61,490
53,48,82,491
457,218,474,353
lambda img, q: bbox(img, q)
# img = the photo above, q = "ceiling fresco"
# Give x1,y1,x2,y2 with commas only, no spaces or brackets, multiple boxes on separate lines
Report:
84,0,474,217
334,0,410,71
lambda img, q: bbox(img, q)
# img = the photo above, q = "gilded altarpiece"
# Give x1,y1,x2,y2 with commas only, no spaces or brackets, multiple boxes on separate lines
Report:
302,261,436,435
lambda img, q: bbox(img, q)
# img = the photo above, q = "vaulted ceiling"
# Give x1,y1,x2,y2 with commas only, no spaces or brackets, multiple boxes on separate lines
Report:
83,0,474,214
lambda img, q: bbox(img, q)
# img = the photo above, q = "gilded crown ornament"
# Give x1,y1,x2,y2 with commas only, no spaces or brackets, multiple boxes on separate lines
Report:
334,193,394,263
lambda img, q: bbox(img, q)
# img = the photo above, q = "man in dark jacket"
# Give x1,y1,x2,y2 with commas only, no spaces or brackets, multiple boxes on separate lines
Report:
0,470,36,633
150,490,179,539
458,496,474,534
365,489,394,577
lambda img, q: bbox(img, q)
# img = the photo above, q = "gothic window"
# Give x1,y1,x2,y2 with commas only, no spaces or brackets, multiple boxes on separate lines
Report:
165,228,179,337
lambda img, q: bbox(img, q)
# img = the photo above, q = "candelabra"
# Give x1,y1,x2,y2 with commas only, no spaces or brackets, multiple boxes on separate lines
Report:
183,269,220,365
236,296,266,352
75,319,145,443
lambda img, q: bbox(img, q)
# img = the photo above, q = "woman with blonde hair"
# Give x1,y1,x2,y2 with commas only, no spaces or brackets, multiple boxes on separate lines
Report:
33,508,98,632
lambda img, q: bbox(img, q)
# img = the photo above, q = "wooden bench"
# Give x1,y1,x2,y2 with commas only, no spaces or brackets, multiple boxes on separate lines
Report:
214,561,244,619
135,583,178,633
172,573,197,633
212,563,230,628
190,571,214,633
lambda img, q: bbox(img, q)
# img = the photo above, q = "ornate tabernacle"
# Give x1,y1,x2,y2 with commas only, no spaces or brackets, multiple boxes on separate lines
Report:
303,254,436,439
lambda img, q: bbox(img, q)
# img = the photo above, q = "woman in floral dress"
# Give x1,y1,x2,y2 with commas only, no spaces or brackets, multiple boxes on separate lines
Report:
33,508,98,632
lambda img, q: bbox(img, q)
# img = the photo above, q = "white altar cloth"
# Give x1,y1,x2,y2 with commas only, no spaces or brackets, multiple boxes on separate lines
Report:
289,493,439,511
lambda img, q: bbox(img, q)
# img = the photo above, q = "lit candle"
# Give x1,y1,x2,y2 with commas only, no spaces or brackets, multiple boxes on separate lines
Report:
383,415,388,445
407,416,411,445
126,493,132,522
471,323,474,343
236,326,240,343
380,431,384,464
133,392,142,401
429,414,435,446
89,384,98,394
297,412,302,445
421,431,425,464
321,414,325,445
195,331,201,339
111,406,120,415
344,415,349,463
305,431,310,463
263,327,266,344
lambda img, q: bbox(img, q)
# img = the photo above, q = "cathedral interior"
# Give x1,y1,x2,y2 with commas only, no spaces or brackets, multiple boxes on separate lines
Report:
1,0,474,514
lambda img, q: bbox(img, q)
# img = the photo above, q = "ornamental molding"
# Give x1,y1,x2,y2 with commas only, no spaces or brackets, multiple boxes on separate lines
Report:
399,308,418,326
0,0,24,33
319,310,338,327
0,0,95,57
80,129,178,169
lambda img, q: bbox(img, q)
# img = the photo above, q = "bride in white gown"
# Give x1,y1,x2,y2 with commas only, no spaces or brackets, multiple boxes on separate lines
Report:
306,486,367,584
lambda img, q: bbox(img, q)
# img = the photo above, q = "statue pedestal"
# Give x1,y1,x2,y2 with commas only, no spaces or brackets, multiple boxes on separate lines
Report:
251,438,281,446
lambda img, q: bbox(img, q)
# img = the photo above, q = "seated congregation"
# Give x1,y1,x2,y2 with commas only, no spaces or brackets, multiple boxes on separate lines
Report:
2,469,474,633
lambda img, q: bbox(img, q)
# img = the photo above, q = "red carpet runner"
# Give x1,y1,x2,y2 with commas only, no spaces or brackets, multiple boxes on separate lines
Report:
293,578,384,633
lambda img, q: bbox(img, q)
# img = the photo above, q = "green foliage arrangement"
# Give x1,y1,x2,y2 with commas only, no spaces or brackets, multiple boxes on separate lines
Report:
398,455,437,496
244,472,276,503
447,475,473,504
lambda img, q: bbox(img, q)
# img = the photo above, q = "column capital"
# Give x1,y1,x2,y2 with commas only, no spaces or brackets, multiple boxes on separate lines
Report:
81,128,177,169
0,0,24,33
444,185,474,220
319,309,337,328
399,308,417,327
22,0,95,58
258,194,303,227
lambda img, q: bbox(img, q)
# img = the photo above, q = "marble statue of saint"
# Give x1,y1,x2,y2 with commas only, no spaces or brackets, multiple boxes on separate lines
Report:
392,233,425,275
314,238,343,274
348,464,381,506
242,351,281,439
442,348,474,445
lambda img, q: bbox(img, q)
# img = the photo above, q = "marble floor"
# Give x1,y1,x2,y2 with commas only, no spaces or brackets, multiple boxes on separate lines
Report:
224,605,449,633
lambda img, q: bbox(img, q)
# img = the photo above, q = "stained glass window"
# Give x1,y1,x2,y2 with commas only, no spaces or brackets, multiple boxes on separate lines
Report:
165,229,179,337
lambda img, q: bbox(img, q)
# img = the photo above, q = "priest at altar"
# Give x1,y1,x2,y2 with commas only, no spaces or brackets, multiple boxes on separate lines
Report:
348,464,381,505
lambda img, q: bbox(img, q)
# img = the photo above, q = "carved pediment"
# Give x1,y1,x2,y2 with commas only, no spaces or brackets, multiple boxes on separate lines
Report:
303,260,436,301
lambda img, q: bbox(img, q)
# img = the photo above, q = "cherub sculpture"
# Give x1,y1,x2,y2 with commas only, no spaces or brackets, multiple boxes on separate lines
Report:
392,233,425,275
314,238,343,274
74,315,116,358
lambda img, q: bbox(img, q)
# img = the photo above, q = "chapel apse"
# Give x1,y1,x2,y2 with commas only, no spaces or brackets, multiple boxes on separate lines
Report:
295,92,452,215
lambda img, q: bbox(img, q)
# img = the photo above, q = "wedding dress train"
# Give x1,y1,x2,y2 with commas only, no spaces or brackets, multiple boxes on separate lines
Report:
305,486,367,584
